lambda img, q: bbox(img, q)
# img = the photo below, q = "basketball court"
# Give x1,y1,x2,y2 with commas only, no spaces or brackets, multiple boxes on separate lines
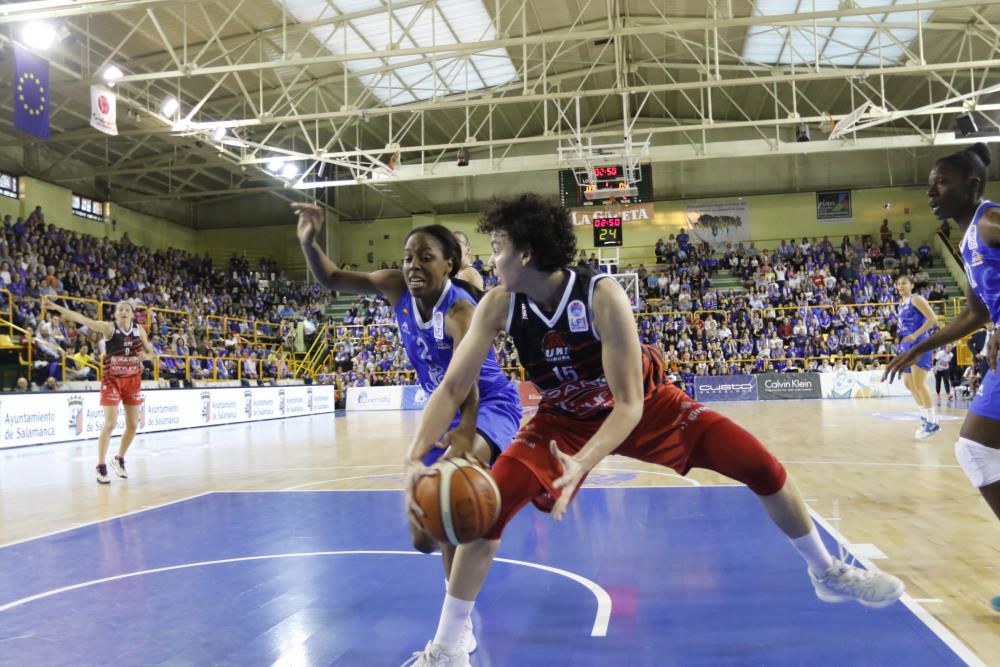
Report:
1,399,996,666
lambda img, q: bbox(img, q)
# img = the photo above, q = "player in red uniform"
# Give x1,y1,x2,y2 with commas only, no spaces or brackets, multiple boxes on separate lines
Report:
45,298,154,484
401,194,905,666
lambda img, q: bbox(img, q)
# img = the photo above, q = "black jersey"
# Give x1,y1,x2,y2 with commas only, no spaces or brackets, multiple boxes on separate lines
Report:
505,266,664,419
103,324,144,377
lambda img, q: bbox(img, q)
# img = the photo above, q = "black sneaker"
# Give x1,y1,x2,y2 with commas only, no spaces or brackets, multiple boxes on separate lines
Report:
110,456,128,479
96,464,110,484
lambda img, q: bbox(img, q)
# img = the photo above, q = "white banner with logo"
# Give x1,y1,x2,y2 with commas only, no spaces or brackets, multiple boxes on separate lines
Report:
346,385,403,411
90,85,118,136
684,198,751,249
819,370,921,399
0,385,335,449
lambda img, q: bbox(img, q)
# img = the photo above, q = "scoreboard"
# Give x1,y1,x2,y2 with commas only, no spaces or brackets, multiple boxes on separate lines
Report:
559,163,653,208
592,216,623,247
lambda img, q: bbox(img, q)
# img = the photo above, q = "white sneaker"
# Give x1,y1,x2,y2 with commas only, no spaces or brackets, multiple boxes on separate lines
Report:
110,456,128,479
459,617,477,654
810,559,904,608
915,421,941,441
96,464,110,485
401,642,470,667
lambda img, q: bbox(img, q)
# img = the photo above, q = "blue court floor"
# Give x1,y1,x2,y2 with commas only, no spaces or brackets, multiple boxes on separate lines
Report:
0,488,976,666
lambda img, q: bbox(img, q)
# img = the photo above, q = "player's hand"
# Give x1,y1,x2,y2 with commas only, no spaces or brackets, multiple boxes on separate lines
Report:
292,202,324,246
549,440,587,522
440,428,486,466
403,457,437,528
882,349,920,384
43,296,63,312
988,332,1000,373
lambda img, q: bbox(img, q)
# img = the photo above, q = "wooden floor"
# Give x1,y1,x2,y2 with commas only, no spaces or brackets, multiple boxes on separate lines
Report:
1,398,998,664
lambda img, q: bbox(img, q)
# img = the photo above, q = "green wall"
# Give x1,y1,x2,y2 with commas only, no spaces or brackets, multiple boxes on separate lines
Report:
12,172,999,277
8,176,199,253
333,183,983,267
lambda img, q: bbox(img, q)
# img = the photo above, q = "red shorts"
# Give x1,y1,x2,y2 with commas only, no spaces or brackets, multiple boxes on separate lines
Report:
100,374,143,406
486,384,787,539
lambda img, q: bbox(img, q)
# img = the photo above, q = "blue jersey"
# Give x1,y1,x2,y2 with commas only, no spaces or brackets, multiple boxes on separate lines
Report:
896,297,928,338
960,200,1000,323
394,280,509,397
960,201,1000,422
395,281,522,465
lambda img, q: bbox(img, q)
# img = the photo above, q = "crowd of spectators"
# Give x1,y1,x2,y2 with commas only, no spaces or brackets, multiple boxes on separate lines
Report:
1,204,974,404
320,225,975,400
0,205,325,390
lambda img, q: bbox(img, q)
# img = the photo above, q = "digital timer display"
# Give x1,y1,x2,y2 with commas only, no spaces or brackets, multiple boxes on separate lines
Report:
592,216,623,247
558,163,652,207
593,217,622,228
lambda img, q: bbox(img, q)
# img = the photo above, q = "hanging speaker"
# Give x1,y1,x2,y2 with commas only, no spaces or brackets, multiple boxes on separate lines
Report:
955,113,978,137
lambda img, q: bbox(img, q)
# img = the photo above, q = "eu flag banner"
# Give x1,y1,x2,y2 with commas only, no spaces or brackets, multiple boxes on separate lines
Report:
13,44,50,140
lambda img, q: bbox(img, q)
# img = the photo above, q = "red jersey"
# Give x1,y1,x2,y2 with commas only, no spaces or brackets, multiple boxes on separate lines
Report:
103,324,144,377
505,266,665,419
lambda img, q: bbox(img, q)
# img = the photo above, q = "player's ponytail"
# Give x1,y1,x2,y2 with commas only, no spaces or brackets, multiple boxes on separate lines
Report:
937,142,992,197
406,225,485,302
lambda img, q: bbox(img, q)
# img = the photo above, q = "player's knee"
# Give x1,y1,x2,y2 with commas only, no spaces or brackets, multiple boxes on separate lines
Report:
746,455,787,496
954,437,1000,489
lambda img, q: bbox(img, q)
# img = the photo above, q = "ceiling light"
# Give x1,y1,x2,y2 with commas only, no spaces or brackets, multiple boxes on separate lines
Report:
281,164,299,179
160,95,179,117
21,22,57,50
102,65,124,83
212,127,226,141
267,158,283,173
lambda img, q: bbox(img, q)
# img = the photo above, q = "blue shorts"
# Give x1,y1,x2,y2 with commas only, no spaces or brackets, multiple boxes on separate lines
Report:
422,382,523,466
899,337,932,373
971,369,1000,421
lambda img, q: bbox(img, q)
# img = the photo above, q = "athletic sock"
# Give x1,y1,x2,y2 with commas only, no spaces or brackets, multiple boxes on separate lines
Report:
432,593,475,652
929,406,938,424
918,408,929,422
791,527,834,577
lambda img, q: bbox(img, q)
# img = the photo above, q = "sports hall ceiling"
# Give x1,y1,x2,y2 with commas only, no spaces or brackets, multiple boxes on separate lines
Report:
2,0,1000,226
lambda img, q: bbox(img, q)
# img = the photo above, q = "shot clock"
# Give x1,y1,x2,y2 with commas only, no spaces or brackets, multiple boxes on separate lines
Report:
592,216,623,247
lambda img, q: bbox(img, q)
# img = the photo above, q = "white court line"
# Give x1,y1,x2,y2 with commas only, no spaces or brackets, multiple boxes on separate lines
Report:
0,550,612,637
590,467,702,486
283,469,706,491
284,473,402,491
7,465,401,491
784,459,962,469
807,510,985,667
0,491,213,551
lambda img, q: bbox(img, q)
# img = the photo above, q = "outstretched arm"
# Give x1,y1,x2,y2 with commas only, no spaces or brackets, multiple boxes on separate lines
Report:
43,297,112,337
438,299,482,461
549,278,645,520
294,203,407,306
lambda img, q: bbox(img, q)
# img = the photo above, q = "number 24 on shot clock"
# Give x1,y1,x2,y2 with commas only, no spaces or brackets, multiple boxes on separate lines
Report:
592,215,623,247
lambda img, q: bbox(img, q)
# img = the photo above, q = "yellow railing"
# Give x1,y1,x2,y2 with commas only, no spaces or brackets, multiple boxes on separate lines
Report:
0,289,11,337
296,324,330,379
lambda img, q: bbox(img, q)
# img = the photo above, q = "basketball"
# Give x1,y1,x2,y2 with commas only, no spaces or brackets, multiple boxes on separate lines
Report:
413,458,502,545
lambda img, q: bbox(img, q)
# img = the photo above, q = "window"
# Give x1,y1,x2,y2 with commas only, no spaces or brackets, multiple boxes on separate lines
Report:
279,0,517,105
72,193,106,222
743,0,932,67
0,172,19,199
